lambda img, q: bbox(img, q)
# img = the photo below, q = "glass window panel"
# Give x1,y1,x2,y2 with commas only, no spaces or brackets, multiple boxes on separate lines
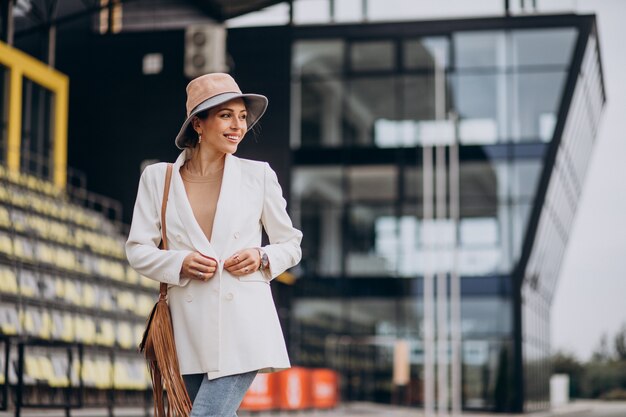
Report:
374,119,419,148
402,75,437,121
404,37,449,70
511,28,578,67
454,31,505,69
451,73,502,144
347,205,395,276
299,80,344,146
348,165,396,201
511,202,532,262
509,71,568,142
293,40,345,76
511,159,542,200
376,215,421,277
460,162,498,218
344,77,398,146
462,297,512,336
460,218,498,246
350,41,395,71
293,167,343,276
404,167,423,201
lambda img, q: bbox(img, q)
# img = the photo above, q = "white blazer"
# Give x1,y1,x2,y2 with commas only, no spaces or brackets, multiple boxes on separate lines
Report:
125,149,302,378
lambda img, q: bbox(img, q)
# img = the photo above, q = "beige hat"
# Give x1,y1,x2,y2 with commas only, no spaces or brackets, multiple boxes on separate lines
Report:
175,73,268,149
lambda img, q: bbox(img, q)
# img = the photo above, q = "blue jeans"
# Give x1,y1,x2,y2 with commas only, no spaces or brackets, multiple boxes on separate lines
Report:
183,371,258,417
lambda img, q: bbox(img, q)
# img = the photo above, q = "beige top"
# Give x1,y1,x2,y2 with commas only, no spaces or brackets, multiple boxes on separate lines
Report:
180,163,223,242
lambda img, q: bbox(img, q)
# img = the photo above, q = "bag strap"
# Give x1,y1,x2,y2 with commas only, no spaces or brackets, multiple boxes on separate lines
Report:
159,163,174,299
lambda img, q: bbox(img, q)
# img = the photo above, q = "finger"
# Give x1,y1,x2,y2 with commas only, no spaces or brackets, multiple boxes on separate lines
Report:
235,260,257,275
195,255,216,266
223,257,235,268
225,258,244,269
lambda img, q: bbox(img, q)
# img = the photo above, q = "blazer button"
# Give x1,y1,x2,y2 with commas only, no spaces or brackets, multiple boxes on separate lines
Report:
175,234,182,242
186,294,193,303
233,232,240,239
225,293,234,301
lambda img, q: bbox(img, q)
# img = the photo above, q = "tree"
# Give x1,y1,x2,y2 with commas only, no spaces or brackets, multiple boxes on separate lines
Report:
615,324,626,361
592,333,612,362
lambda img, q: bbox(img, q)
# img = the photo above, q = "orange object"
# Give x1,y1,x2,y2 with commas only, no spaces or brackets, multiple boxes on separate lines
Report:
310,369,339,409
275,367,312,410
240,373,277,411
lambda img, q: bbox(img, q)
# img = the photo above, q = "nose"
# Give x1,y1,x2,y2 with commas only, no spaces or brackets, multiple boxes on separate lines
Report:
231,116,246,131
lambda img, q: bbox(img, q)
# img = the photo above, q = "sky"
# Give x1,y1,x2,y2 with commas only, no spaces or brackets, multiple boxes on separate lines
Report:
229,0,626,361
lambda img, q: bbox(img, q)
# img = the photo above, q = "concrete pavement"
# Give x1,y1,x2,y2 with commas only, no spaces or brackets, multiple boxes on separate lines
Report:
2,400,624,416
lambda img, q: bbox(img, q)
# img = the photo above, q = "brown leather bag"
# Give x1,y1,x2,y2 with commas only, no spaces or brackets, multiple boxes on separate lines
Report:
139,163,192,417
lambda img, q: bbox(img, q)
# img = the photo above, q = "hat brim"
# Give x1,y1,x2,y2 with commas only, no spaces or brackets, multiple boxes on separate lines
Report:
174,92,268,149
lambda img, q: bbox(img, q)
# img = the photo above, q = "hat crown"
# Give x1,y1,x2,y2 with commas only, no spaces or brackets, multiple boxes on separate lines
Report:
186,73,242,117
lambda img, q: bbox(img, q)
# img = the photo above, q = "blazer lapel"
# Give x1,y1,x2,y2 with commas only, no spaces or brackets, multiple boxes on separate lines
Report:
211,153,242,260
170,150,219,260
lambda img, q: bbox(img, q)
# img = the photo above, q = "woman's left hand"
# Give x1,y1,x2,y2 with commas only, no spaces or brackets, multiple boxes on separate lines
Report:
224,248,261,276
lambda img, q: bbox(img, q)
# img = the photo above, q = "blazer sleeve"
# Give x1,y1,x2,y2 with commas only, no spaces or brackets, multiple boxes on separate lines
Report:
125,165,193,286
260,163,303,280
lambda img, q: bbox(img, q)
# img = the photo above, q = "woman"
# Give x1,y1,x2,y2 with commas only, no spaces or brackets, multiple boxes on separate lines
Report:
126,73,302,416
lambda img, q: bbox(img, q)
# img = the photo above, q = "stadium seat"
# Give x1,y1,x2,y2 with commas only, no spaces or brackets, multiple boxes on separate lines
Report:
116,322,134,349
137,295,155,317
83,284,96,308
94,358,112,389
75,316,96,345
50,354,70,387
64,280,81,305
39,310,52,340
0,232,13,256
0,206,10,228
96,320,115,347
19,269,38,297
24,355,41,384
0,267,18,294
125,267,139,284
0,304,19,335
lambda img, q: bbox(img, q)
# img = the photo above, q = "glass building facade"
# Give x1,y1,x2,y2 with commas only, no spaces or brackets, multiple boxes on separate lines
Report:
280,14,605,412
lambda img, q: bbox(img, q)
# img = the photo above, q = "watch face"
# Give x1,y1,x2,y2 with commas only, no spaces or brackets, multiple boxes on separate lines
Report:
261,253,269,268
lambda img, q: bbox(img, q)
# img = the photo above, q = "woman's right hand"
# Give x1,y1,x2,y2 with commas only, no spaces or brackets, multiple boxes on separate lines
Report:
181,252,218,282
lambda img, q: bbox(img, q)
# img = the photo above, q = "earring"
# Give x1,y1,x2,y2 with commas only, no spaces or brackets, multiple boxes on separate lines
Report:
198,133,202,144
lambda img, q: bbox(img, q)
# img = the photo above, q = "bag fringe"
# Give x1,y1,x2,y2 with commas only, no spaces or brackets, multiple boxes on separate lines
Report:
140,299,192,417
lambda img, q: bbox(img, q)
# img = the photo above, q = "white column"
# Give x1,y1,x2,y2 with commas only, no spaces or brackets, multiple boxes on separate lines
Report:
436,145,449,416
449,134,462,416
423,144,435,417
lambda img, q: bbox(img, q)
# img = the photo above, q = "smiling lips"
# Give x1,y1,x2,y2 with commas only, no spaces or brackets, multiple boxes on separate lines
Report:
225,134,240,142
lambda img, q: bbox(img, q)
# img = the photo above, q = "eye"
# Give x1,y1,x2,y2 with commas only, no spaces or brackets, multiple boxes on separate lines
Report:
239,114,247,120
219,113,231,119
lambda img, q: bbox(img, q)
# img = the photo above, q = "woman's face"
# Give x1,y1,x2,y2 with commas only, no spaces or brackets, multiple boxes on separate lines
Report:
193,98,248,155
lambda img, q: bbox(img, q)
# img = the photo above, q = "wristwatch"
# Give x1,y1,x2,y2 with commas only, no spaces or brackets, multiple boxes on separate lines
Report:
257,248,269,271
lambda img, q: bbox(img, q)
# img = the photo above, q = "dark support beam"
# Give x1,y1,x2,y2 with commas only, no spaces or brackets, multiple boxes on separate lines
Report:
46,0,59,66
330,0,335,23
505,0,511,17
288,0,293,25
189,0,226,22
0,0,14,44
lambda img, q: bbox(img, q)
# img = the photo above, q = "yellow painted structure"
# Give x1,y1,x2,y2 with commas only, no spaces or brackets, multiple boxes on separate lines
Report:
0,41,69,189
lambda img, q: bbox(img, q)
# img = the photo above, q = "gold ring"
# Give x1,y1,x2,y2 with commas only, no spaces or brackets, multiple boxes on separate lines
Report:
197,271,203,279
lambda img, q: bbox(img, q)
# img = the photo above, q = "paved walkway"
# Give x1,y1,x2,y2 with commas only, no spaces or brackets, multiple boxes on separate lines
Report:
1,400,622,416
